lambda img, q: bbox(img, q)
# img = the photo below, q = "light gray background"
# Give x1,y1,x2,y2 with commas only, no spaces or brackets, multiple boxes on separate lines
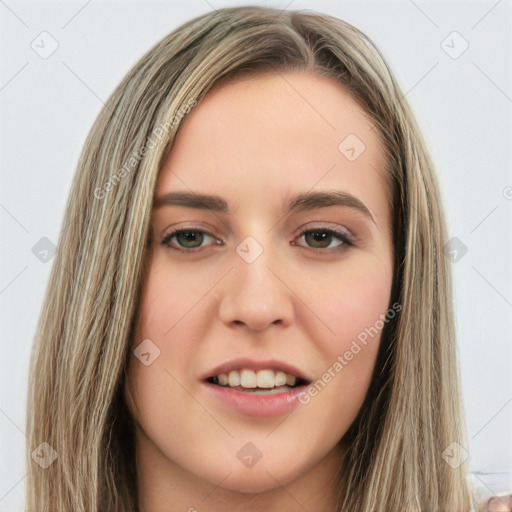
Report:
1,0,511,510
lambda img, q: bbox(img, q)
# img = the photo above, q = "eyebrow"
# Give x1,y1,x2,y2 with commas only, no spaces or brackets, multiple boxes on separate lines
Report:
154,190,375,224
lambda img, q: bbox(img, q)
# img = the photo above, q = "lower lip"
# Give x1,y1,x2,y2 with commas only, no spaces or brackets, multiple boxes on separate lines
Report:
202,382,309,418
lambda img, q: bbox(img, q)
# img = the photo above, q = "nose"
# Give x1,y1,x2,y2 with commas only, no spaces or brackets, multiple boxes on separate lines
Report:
218,246,295,332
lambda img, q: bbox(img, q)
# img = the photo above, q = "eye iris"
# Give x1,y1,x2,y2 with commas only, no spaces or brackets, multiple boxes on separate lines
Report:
305,230,332,248
177,230,203,248
168,229,343,250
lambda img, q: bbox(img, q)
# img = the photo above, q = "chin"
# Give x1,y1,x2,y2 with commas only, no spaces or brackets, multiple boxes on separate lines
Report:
211,461,306,494
215,471,286,494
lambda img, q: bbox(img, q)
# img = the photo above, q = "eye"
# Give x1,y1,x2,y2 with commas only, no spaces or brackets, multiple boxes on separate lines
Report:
160,226,354,254
161,228,223,252
293,228,354,251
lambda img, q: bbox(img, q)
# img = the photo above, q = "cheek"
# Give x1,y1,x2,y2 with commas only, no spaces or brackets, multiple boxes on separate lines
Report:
135,251,220,343
125,256,195,419
304,254,392,411
314,252,393,346
124,261,208,458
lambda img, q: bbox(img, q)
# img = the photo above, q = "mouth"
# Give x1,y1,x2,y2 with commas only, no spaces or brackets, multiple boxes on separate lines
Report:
201,360,313,417
204,368,311,395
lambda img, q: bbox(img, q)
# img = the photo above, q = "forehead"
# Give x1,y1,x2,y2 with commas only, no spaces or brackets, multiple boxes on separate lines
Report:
157,72,391,232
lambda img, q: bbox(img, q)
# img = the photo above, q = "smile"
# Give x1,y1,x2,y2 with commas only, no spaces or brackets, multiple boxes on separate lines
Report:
203,370,311,417
206,368,310,392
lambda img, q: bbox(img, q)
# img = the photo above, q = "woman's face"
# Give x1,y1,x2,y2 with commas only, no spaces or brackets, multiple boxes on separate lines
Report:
125,71,394,504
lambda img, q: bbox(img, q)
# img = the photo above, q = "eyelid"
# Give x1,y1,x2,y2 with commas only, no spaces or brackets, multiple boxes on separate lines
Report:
160,225,224,252
292,221,355,242
161,226,355,253
160,221,356,253
291,226,355,252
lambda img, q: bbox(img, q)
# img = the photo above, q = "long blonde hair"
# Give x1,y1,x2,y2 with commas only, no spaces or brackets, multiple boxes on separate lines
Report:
25,6,475,511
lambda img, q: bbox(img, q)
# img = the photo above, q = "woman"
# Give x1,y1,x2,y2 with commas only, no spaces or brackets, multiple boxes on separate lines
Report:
25,6,476,511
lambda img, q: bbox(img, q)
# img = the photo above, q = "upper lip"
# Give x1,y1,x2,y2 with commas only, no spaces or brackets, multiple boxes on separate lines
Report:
202,358,312,383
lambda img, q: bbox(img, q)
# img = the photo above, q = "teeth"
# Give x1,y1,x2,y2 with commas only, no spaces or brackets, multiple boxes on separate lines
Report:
240,369,257,388
286,374,296,386
214,369,300,389
256,369,274,388
274,371,287,387
228,370,241,387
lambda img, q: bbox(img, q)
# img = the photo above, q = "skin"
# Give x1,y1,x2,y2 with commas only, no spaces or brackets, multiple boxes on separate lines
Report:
124,71,394,512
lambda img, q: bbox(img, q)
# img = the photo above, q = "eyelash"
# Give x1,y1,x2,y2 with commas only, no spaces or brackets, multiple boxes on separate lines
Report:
160,226,355,254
